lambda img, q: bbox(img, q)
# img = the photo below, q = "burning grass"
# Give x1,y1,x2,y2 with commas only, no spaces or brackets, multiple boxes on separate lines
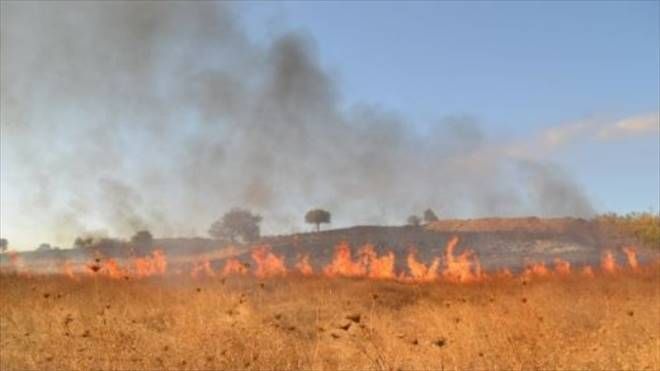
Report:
3,236,649,284
1,266,659,370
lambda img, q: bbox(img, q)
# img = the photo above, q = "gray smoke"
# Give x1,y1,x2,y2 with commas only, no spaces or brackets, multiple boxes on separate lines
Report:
0,2,593,246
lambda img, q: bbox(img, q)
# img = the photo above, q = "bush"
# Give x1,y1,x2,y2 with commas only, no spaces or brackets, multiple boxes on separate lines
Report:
596,212,660,248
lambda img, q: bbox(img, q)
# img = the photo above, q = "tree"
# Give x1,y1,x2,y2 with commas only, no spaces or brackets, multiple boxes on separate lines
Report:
36,243,52,252
423,208,439,223
130,230,154,255
209,208,262,243
407,215,421,227
73,236,94,249
131,230,153,247
305,209,331,232
0,238,7,253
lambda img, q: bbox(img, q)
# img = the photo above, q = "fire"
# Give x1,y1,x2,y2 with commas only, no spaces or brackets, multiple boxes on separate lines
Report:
524,262,550,278
295,255,314,276
222,258,249,276
493,268,513,279
251,246,287,278
4,251,30,277
191,260,215,279
601,250,617,273
235,242,645,282
61,261,78,281
83,253,165,279
81,250,168,279
10,237,651,284
8,251,19,267
404,251,440,282
133,249,167,278
357,244,395,279
622,247,639,270
103,259,125,279
442,237,484,283
323,241,368,278
582,265,595,277
554,258,571,276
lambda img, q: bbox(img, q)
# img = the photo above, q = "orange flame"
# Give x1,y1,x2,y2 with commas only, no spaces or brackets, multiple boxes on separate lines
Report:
622,247,638,270
582,265,595,277
251,246,287,278
524,262,550,278
61,261,78,281
103,259,125,279
7,236,651,284
442,237,484,283
5,251,30,277
493,268,513,279
295,255,314,276
404,251,440,282
8,251,19,266
191,260,215,279
601,250,617,273
133,249,167,278
554,258,571,276
222,258,249,277
360,244,396,279
323,241,367,278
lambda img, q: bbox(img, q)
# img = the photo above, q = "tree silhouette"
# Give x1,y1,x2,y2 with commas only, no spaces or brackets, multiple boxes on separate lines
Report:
423,208,439,223
305,209,331,232
407,215,421,227
209,208,262,243
131,230,153,247
36,243,52,252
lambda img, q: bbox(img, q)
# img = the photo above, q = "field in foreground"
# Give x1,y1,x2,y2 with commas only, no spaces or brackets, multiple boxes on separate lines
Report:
1,271,659,370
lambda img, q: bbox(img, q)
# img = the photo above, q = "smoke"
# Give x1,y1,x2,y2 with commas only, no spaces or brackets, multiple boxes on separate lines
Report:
0,2,595,246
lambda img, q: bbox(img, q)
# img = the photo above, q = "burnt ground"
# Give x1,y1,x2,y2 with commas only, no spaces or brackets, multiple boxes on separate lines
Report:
259,221,656,272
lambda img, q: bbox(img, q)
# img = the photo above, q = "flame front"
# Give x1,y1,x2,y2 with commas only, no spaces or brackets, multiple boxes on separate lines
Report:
404,251,440,282
295,255,314,276
251,246,287,278
222,258,248,277
622,247,639,270
554,258,571,276
104,259,125,279
133,250,167,278
601,251,617,273
582,265,595,277
191,260,215,279
41,238,648,283
442,236,483,283
323,242,367,278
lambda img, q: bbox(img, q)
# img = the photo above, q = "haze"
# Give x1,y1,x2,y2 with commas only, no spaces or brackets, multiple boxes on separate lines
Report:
1,1,658,249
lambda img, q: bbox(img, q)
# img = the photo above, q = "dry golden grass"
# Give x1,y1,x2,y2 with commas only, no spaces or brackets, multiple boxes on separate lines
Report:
1,270,659,370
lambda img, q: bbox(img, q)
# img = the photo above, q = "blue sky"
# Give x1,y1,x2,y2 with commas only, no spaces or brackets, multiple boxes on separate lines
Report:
242,2,658,127
241,1,659,212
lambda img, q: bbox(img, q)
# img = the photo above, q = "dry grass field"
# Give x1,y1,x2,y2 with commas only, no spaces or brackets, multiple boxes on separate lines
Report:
1,268,659,370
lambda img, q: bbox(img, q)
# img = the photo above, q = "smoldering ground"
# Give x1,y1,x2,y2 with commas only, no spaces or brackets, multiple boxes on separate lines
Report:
0,2,594,246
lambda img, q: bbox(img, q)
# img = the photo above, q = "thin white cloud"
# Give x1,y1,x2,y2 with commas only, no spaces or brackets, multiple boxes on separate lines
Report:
538,120,593,150
596,113,659,140
505,112,659,161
